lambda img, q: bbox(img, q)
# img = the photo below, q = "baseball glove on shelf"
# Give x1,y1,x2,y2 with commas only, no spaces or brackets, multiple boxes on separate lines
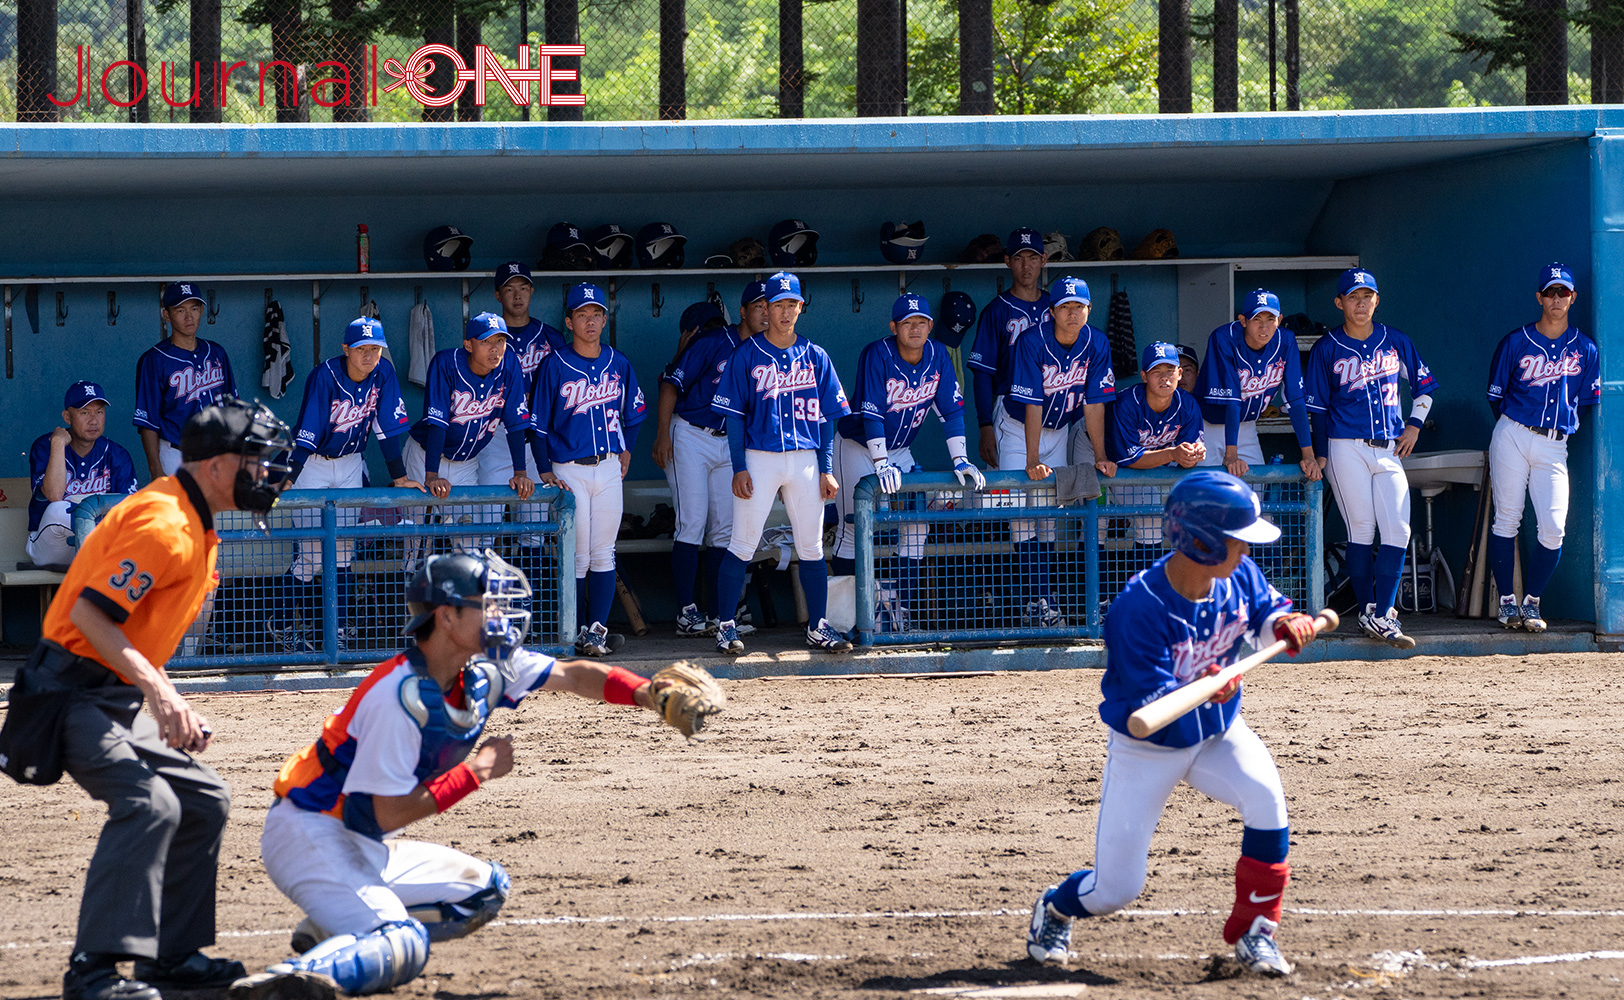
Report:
1129,228,1179,260
730,236,768,269
649,661,726,738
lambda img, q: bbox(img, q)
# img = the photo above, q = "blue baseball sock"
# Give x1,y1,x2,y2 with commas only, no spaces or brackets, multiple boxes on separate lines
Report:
830,556,857,577
1525,542,1562,598
586,569,616,628
1038,541,1057,601
1345,541,1375,608
716,553,748,624
671,541,700,609
798,559,829,624
335,568,356,633
574,576,588,630
703,546,726,619
1013,540,1041,601
1374,544,1407,614
1488,533,1517,599
1047,869,1097,919
897,558,922,611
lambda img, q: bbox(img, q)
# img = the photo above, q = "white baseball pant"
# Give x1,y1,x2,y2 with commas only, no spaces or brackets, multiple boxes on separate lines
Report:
552,457,623,576
995,407,1066,544
27,500,78,566
670,417,734,548
1488,415,1569,549
729,449,826,563
477,437,545,548
158,440,183,477
1322,437,1411,548
1196,421,1265,469
833,437,925,561
290,453,365,581
403,438,496,566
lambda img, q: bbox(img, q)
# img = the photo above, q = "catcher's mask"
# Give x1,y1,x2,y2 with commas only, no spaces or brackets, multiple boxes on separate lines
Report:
180,395,294,531
405,548,532,676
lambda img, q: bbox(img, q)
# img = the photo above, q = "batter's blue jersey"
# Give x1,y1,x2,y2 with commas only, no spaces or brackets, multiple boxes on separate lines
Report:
836,337,967,449
1005,326,1115,429
508,318,568,398
1101,554,1292,748
711,335,850,452
531,345,648,463
1106,384,1203,465
409,348,531,462
663,326,746,432
966,291,1053,397
27,435,138,533
1485,325,1600,434
1196,321,1307,426
292,357,412,459
131,339,237,444
1303,325,1439,439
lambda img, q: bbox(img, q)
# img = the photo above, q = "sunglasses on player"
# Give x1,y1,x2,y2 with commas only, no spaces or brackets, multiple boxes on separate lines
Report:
1540,286,1574,299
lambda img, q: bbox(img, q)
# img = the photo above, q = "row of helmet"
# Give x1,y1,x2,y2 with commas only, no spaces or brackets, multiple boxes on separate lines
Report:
422,220,824,273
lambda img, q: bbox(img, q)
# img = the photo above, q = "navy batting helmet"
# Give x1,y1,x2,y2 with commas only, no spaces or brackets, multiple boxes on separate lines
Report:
769,219,819,267
637,222,686,268
1163,471,1281,566
589,224,633,269
879,220,928,264
935,290,976,349
424,225,474,272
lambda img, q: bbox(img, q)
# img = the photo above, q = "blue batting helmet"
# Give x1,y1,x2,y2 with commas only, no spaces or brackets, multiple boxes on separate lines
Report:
1163,471,1281,566
935,291,976,349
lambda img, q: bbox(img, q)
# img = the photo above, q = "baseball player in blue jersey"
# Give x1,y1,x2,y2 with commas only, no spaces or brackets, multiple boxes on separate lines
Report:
830,293,986,630
1107,342,1205,563
1003,275,1116,626
133,282,238,481
654,284,770,636
531,282,648,657
710,271,852,654
265,317,422,653
967,228,1052,466
1304,269,1438,649
1484,262,1600,632
1026,471,1320,977
27,381,138,568
1196,290,1320,481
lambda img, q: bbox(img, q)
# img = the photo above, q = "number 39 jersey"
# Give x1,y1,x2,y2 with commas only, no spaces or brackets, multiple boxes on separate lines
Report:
1303,324,1439,440
1004,325,1115,430
711,335,850,453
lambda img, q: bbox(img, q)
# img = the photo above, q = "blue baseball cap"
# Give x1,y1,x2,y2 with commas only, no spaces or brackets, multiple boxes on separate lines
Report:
1242,288,1281,318
464,311,509,341
681,301,723,333
1141,342,1181,371
892,293,932,323
1539,262,1574,291
566,282,608,313
496,261,533,288
345,316,388,348
766,271,804,303
162,281,204,309
1049,275,1091,306
741,280,769,306
1006,228,1044,257
1337,268,1378,296
65,380,110,410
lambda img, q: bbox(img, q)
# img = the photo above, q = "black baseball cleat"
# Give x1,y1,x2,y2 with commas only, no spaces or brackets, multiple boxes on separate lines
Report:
62,965,160,1000
133,951,247,989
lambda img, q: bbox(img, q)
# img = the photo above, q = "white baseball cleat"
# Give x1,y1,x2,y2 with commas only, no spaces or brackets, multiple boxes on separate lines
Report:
806,618,853,652
675,604,710,637
1234,915,1293,976
715,621,745,654
1496,596,1524,630
1520,598,1548,632
1025,886,1072,965
1359,604,1415,649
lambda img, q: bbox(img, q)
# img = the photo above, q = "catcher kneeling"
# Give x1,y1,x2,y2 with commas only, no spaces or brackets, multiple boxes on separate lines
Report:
237,549,723,1000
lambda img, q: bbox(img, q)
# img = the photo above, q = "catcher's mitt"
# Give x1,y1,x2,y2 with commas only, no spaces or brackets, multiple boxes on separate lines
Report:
1129,228,1179,260
1077,226,1125,261
958,233,1003,264
730,236,767,269
649,661,726,738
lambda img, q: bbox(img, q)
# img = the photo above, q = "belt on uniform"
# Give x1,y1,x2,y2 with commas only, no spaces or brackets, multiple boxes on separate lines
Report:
571,453,614,466
705,427,728,438
1361,438,1394,449
1517,421,1568,442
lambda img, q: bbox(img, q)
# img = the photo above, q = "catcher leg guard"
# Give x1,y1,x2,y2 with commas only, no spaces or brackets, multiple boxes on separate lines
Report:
270,919,430,995
1222,856,1290,945
405,861,511,942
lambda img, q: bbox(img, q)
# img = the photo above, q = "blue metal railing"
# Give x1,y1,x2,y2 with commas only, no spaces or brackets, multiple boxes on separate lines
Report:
852,467,1322,647
74,486,577,668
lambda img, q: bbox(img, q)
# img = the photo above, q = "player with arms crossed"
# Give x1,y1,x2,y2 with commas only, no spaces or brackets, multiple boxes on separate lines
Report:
1303,269,1437,648
1484,262,1600,631
1003,276,1116,627
27,381,138,568
966,228,1051,466
710,271,852,654
1025,471,1320,977
830,293,986,629
1196,289,1320,480
1106,342,1205,579
531,282,647,657
241,550,722,999
133,282,238,481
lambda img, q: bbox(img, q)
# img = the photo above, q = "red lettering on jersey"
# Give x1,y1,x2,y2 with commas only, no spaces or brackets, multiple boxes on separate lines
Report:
1040,359,1091,395
168,360,227,403
1517,352,1583,388
1235,360,1286,400
1169,612,1252,681
559,373,624,414
329,386,381,434
884,374,940,411
1331,348,1400,390
448,388,507,425
65,468,114,497
751,362,818,399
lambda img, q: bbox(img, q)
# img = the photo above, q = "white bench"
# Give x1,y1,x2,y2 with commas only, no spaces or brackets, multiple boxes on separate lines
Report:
0,480,67,635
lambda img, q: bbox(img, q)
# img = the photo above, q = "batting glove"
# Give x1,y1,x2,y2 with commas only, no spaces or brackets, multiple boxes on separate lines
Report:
874,458,903,494
952,457,986,491
1201,663,1241,703
1273,612,1316,655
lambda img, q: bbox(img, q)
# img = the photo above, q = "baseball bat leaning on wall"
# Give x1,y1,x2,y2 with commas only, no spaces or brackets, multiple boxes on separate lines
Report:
1126,609,1340,739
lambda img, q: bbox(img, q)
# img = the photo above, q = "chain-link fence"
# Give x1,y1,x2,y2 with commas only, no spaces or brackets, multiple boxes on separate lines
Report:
4,1,1620,123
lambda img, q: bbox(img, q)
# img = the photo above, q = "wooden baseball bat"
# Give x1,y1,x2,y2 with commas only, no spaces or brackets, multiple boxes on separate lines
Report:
1126,609,1339,740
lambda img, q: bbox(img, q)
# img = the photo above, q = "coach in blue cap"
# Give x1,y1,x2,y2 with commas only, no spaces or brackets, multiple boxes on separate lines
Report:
26,381,138,568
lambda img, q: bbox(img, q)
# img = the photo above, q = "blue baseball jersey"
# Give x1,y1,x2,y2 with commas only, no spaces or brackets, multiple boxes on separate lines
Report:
836,336,967,449
1485,325,1600,434
131,339,237,444
1005,326,1115,429
292,356,412,459
663,326,746,432
508,318,568,397
1101,554,1292,749
966,291,1053,397
409,348,531,462
1106,384,1203,466
1195,321,1307,426
531,345,648,463
27,434,138,533
1303,325,1439,439
711,335,850,452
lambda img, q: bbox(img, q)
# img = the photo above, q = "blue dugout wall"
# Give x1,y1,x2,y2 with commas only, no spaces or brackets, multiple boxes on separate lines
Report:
3,109,1622,635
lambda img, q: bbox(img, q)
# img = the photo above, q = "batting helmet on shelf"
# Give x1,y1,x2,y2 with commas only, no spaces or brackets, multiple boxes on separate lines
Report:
935,290,977,349
423,225,474,272
637,222,687,268
879,220,928,264
1077,227,1125,262
769,219,819,267
1163,471,1282,566
588,224,634,269
540,223,595,271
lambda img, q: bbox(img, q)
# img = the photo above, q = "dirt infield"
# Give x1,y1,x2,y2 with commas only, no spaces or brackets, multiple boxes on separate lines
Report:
3,651,1623,1000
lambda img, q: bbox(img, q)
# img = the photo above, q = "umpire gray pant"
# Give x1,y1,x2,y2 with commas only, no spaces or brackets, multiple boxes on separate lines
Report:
63,689,232,959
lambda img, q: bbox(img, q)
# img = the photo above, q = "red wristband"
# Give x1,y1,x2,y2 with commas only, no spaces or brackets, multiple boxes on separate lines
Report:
603,667,645,706
424,763,480,812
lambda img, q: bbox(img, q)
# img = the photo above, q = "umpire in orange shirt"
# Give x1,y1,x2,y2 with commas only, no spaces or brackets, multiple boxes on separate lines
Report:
1,397,291,1000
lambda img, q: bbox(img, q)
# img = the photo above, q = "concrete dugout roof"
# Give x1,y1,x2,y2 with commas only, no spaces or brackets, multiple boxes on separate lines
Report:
3,107,1624,197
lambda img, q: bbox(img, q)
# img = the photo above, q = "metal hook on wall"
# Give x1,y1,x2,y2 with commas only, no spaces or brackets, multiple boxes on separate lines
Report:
651,282,664,318
359,286,369,316
206,288,220,325
56,289,68,327
107,290,119,326
414,285,423,307
1110,272,1120,297
851,278,864,313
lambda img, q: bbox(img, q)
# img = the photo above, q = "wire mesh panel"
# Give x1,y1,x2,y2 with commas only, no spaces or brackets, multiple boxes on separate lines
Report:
854,467,1321,647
